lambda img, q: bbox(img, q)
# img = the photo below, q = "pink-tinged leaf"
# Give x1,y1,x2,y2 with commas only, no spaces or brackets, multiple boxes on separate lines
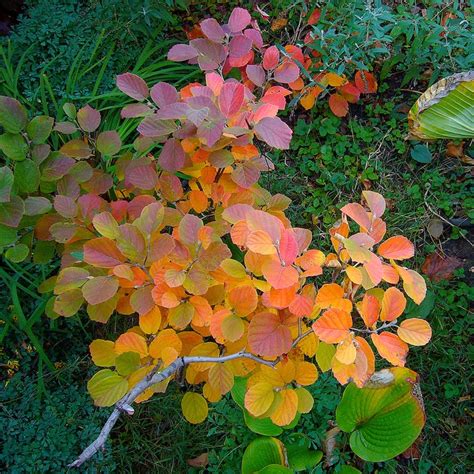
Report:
218,82,244,117
84,237,126,268
54,121,78,134
127,164,158,190
82,276,119,305
150,82,178,108
274,61,300,84
246,64,266,87
252,103,278,123
222,204,253,223
54,195,77,218
246,209,283,242
263,46,280,70
77,105,101,132
168,43,198,62
190,39,226,70
137,116,177,138
356,294,379,328
231,162,260,188
228,7,251,33
77,194,107,220
371,332,408,367
279,229,298,265
328,93,349,117
244,28,263,48
200,18,225,41
0,195,24,227
159,139,185,172
179,214,203,246
197,119,225,147
155,103,189,120
254,117,292,150
341,202,371,230
293,228,312,253
24,196,51,216
121,103,152,118
362,190,385,218
116,73,149,101
205,72,224,95
229,35,252,58
248,312,292,357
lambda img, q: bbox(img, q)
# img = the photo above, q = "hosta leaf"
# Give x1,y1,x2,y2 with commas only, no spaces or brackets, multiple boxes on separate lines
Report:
336,367,425,462
87,369,128,407
408,71,474,140
241,437,286,474
26,115,54,144
181,392,208,424
0,96,27,133
287,443,323,471
0,133,28,161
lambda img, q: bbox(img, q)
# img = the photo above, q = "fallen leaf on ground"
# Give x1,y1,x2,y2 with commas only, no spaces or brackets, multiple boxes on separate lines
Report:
421,253,463,282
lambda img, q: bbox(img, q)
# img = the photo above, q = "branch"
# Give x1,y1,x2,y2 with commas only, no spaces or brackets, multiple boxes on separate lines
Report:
351,320,398,334
68,351,277,468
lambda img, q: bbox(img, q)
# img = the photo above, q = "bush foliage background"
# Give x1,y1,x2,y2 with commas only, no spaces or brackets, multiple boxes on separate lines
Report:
0,0,472,472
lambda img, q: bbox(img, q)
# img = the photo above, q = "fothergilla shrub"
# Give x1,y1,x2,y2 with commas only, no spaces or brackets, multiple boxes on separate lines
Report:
1,7,430,469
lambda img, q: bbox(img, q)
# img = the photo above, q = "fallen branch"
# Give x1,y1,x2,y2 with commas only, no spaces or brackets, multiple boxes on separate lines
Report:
68,351,278,468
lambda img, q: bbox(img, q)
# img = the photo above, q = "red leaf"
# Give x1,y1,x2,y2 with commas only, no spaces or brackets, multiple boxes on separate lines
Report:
263,46,279,70
355,70,378,94
328,93,349,117
218,82,244,117
116,73,149,101
308,8,321,25
229,35,253,58
274,61,300,84
228,7,251,33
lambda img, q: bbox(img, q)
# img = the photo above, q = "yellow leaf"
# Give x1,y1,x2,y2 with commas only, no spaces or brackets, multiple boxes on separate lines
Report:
294,361,318,386
139,306,162,334
245,382,275,417
87,369,128,407
270,389,298,426
397,318,432,346
89,339,116,367
295,387,314,413
181,392,208,424
208,363,234,395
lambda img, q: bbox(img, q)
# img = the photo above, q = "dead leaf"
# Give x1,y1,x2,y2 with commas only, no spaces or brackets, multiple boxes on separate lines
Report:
324,425,341,467
400,437,421,459
271,17,288,31
187,453,208,468
446,141,464,158
426,219,444,239
421,253,463,282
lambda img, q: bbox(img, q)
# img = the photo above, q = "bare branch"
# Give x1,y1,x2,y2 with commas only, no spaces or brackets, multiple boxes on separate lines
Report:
351,320,398,334
68,351,278,468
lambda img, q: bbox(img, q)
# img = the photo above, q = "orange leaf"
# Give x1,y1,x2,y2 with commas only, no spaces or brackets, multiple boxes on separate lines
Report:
335,335,357,364
229,285,258,316
397,318,432,346
371,332,408,366
189,190,209,213
378,236,414,260
270,388,298,426
115,332,148,358
328,93,349,117
294,361,318,386
340,203,371,230
248,312,292,357
324,72,347,87
262,260,299,289
392,263,427,305
139,306,162,334
208,363,234,395
355,70,377,93
380,287,406,322
356,294,380,328
312,308,352,343
315,283,344,308
246,230,276,255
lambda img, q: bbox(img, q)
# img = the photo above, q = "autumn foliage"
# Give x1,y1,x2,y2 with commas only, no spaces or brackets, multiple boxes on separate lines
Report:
27,7,430,433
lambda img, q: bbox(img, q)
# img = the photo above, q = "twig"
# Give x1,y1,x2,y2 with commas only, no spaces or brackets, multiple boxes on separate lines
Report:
351,320,398,334
68,351,282,468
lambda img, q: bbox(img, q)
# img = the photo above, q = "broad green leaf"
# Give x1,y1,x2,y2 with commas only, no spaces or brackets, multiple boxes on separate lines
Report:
256,466,293,473
33,240,55,264
241,437,286,474
0,133,28,161
336,367,425,462
0,166,14,202
14,159,40,193
87,369,128,407
0,223,17,245
408,71,474,140
287,444,322,471
244,411,283,436
26,115,54,144
0,96,28,133
63,102,76,119
5,243,29,262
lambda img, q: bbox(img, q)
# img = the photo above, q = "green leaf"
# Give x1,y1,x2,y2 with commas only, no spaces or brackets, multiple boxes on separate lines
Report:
316,341,336,372
24,196,52,216
116,352,141,376
287,445,322,471
87,369,128,407
0,223,17,245
256,466,293,473
408,71,474,140
410,144,432,163
244,411,283,436
14,159,40,193
242,437,287,474
63,102,76,119
0,195,24,227
0,166,14,202
5,243,29,262
336,367,425,462
97,130,122,155
26,115,54,144
0,96,28,133
0,133,28,161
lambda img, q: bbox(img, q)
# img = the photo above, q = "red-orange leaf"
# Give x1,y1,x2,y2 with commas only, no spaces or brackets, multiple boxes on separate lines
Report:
328,93,349,117
248,312,292,357
380,287,406,322
371,332,408,366
355,70,377,93
378,236,414,260
312,308,352,343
